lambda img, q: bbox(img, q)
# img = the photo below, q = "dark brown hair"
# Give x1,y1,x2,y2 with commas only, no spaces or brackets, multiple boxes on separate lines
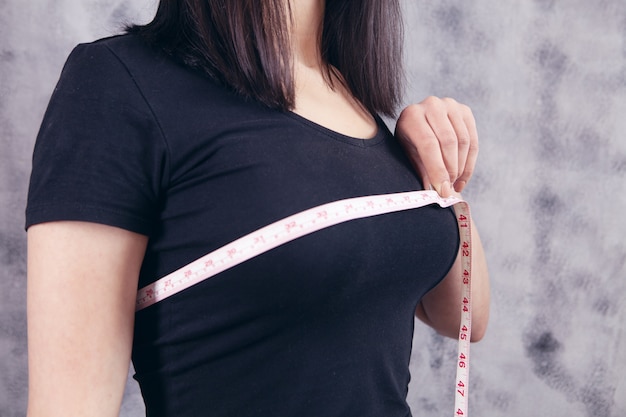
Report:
129,0,403,117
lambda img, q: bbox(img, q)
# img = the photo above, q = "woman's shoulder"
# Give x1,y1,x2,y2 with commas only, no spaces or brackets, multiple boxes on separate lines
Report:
63,33,172,81
66,33,243,109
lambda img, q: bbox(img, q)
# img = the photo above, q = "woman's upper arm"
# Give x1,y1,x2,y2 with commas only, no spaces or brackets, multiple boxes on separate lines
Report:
27,221,148,417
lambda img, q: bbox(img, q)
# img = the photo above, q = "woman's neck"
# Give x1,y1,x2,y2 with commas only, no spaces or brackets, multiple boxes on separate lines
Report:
287,0,377,139
289,0,325,68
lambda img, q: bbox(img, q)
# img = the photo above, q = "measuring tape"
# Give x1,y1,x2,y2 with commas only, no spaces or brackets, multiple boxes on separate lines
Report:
135,189,473,416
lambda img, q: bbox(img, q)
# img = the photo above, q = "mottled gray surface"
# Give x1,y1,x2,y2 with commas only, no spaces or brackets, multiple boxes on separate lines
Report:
1,1,624,416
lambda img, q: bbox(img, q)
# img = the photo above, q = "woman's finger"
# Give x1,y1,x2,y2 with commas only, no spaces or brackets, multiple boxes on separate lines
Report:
445,101,471,186
400,136,431,189
412,152,432,191
454,107,479,192
396,102,452,196
423,98,459,184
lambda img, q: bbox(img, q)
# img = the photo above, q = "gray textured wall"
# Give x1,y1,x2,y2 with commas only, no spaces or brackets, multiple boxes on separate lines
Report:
1,1,624,416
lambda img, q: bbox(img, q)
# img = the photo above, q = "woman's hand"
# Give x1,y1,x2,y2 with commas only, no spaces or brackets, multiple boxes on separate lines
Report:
395,96,479,197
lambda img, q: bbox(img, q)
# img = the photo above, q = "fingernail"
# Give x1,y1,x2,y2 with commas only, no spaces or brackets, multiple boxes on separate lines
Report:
455,180,466,192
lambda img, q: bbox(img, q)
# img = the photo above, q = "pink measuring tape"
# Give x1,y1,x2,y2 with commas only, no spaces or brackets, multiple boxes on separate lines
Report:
135,189,473,416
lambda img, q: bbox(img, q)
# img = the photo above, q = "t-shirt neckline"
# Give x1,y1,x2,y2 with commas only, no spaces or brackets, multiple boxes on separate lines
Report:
284,111,387,148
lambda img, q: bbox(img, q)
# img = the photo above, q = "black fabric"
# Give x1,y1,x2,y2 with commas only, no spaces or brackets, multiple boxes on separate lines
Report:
26,34,460,417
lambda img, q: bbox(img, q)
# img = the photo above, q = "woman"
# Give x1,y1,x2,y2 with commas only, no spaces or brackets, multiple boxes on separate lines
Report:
26,0,490,416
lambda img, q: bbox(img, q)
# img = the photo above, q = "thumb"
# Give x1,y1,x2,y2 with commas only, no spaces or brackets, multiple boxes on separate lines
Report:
411,156,432,191
432,179,452,197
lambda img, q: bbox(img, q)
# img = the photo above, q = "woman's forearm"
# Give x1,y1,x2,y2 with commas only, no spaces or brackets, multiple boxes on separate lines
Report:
416,211,491,342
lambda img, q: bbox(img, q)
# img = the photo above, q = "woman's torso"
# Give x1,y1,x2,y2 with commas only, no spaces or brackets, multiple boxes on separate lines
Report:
27,34,459,417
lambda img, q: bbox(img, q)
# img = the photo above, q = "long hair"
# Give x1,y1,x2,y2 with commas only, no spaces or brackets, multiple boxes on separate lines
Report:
129,0,403,117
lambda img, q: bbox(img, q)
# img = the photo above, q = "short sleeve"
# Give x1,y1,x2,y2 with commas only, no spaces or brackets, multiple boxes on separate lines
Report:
25,41,169,235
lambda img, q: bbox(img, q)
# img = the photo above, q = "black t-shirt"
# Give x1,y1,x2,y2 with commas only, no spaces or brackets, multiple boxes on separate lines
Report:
26,34,459,417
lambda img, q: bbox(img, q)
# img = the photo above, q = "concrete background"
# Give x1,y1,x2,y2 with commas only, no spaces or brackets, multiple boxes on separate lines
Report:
1,0,624,416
